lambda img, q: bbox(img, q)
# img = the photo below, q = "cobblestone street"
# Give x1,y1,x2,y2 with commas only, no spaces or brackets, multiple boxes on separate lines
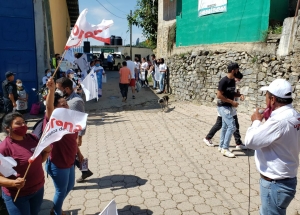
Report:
2,71,300,215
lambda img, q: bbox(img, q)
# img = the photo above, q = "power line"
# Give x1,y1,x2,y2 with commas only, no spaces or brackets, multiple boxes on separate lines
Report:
104,0,127,14
95,0,127,20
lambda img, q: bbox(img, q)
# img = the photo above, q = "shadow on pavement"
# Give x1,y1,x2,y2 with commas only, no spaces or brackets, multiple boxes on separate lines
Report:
73,175,147,191
118,205,153,215
40,199,81,215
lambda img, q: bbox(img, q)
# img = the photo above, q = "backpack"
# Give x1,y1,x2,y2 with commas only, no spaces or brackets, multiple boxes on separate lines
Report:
32,118,45,139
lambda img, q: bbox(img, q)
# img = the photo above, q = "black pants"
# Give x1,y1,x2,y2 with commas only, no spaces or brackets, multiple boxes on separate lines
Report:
206,115,242,145
3,98,13,114
141,70,149,86
119,83,129,98
108,62,113,70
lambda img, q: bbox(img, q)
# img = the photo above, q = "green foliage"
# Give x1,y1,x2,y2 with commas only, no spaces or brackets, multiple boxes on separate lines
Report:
168,23,176,52
268,25,283,34
127,0,158,49
251,56,258,63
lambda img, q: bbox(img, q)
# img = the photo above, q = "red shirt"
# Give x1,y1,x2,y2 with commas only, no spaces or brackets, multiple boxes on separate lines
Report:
0,134,44,197
43,116,78,169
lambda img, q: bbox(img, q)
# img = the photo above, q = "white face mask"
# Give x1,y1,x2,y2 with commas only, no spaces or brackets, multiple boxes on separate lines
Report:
69,74,74,79
17,83,22,87
55,89,63,96
47,72,51,77
77,72,81,75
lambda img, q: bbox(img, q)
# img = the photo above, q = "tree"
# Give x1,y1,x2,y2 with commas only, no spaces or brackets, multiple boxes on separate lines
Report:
127,0,158,49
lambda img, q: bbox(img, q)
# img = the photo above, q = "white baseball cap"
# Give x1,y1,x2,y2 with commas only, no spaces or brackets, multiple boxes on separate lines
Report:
260,79,292,98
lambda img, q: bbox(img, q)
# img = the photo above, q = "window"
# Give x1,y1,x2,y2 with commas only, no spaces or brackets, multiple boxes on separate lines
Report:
163,0,177,21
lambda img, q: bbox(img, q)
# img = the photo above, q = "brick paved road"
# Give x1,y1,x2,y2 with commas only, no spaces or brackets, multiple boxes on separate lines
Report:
1,71,300,214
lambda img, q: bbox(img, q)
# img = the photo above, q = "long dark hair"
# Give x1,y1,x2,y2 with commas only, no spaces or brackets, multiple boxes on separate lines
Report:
2,112,24,134
54,93,63,107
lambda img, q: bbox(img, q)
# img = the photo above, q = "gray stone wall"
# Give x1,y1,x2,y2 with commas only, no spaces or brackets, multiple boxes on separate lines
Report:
167,50,300,114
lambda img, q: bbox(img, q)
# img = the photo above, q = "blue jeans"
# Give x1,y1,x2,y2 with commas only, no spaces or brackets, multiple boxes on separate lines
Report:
260,177,297,215
159,72,165,92
151,72,157,88
46,159,75,215
2,187,44,215
217,106,236,149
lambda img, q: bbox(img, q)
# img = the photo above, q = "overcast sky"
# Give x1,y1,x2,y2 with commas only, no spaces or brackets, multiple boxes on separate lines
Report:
78,0,144,46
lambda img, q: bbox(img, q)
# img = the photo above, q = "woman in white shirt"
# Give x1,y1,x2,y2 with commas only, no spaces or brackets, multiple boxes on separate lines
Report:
140,57,149,87
157,58,167,94
134,57,140,81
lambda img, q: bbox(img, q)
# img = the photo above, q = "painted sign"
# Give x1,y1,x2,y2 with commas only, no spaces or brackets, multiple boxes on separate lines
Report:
198,0,227,17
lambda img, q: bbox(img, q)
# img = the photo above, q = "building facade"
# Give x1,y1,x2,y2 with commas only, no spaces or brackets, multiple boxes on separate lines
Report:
156,0,292,57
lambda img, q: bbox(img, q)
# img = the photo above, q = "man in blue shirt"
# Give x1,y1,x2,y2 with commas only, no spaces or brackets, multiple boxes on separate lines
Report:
107,53,114,71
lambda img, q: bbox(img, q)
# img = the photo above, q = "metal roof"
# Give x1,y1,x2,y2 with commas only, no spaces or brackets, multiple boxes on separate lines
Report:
66,0,79,27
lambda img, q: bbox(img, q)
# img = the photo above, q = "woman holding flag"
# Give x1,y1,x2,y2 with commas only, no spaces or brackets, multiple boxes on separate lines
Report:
45,77,84,215
0,112,51,215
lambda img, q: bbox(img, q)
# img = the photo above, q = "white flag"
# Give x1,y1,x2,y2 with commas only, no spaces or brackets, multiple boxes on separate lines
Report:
0,154,17,177
81,68,98,101
99,199,118,215
65,8,113,50
29,108,88,162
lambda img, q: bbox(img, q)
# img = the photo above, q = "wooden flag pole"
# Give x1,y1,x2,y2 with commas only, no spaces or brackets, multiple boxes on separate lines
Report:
52,50,67,78
13,163,32,202
13,123,50,202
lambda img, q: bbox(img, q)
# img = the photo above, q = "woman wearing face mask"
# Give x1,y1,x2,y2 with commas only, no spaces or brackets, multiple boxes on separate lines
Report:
93,59,105,98
42,69,52,86
66,69,77,91
45,78,84,215
15,79,28,114
0,113,51,215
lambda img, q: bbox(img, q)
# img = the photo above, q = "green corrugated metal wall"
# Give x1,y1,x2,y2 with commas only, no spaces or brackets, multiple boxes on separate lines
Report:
176,0,270,46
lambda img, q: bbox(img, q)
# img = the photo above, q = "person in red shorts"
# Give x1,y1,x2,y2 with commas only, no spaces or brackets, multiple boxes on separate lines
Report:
44,78,84,215
0,112,51,215
126,56,138,99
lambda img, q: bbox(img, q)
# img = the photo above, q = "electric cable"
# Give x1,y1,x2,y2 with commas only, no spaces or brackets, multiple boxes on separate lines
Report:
104,0,128,14
95,0,127,19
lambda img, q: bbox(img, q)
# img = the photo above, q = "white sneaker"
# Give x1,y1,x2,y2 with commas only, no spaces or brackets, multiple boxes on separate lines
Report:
219,147,232,152
156,89,161,92
221,149,235,158
236,144,247,150
203,138,214,147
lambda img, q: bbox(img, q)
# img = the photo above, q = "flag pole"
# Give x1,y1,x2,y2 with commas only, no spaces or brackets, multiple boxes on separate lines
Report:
13,123,50,202
52,50,67,78
13,163,32,202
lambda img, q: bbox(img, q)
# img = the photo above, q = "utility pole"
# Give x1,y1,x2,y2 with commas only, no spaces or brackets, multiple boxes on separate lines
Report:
130,10,132,58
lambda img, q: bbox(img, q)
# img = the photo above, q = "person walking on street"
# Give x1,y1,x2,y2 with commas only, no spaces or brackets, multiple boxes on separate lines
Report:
119,61,131,102
126,56,137,99
2,72,18,113
94,59,106,98
245,79,300,215
55,77,93,183
217,62,243,158
107,53,114,71
203,71,247,150
140,58,149,87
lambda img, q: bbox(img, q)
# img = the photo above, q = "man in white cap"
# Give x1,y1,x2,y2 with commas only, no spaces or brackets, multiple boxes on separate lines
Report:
245,79,300,215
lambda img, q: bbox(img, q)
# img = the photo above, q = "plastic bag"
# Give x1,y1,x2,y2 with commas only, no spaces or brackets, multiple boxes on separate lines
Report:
102,74,107,83
30,102,40,115
135,81,141,92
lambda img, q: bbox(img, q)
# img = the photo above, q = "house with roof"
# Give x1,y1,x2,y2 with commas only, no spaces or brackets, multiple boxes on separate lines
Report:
156,0,296,57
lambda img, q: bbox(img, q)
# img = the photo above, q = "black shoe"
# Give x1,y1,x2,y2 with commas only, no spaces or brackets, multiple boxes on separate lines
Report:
76,169,93,183
132,95,135,99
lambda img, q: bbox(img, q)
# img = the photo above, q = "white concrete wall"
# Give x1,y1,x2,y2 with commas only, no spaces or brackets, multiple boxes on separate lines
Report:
34,0,49,87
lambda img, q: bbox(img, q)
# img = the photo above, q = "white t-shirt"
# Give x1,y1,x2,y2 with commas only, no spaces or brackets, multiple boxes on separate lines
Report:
159,63,167,72
134,62,140,70
141,62,148,71
126,60,136,79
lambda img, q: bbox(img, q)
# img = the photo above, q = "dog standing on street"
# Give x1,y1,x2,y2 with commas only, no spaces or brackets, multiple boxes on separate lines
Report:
158,95,169,111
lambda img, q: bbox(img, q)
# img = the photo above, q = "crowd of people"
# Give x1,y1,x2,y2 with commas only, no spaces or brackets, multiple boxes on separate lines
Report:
2,53,300,215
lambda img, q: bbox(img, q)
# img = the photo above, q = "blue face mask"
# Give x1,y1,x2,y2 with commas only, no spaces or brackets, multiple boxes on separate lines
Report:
95,64,100,67
74,77,78,81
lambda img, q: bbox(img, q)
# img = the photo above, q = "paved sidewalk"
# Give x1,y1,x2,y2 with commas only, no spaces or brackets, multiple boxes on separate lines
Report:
1,71,300,214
